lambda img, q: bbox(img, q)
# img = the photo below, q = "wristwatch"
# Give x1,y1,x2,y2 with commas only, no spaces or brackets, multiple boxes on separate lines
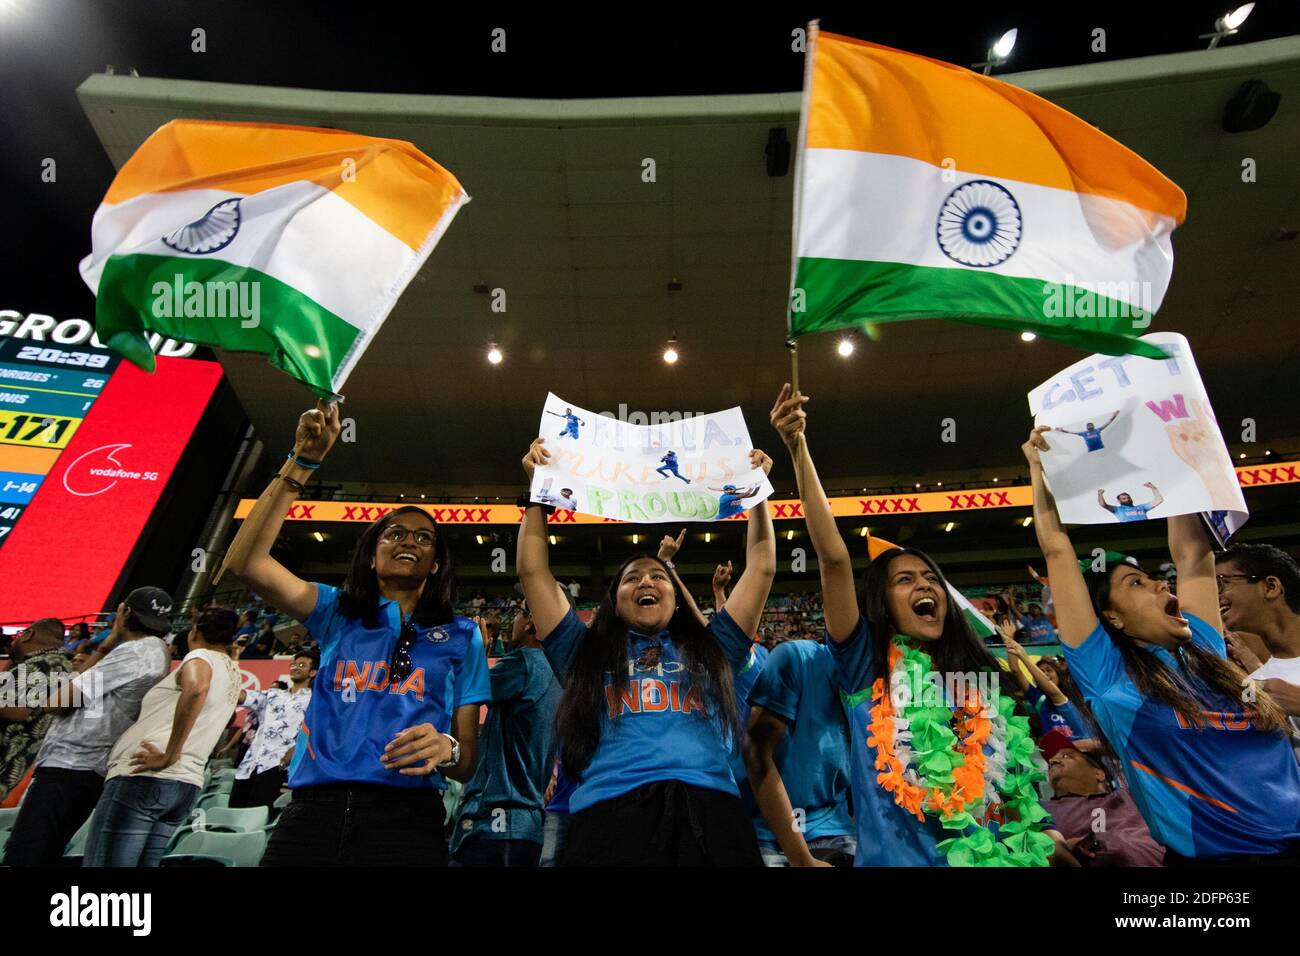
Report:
438,734,461,768
663,559,676,571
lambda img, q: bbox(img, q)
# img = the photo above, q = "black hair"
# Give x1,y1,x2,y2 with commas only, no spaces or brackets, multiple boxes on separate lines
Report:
194,605,240,646
125,610,170,639
554,553,742,780
859,547,1003,684
1218,542,1300,613
337,506,455,628
1084,561,1285,733
293,647,321,670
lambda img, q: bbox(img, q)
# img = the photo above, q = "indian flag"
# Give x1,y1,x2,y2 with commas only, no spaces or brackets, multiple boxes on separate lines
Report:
790,27,1186,359
79,119,468,396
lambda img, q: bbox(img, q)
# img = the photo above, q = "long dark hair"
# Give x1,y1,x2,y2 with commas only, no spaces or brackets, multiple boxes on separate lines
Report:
555,553,742,780
337,506,456,628
860,547,1003,683
1086,563,1285,733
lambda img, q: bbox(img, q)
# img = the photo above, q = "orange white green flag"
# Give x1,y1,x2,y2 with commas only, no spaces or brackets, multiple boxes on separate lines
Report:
789,26,1187,358
79,119,468,397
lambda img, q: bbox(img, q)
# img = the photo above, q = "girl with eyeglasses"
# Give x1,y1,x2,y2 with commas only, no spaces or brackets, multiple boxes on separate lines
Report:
516,429,778,866
1023,425,1300,865
223,400,490,866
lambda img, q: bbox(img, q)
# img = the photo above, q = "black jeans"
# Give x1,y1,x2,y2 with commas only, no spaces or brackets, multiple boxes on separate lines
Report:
3,766,104,867
259,783,448,867
564,780,763,867
450,835,543,867
229,767,287,810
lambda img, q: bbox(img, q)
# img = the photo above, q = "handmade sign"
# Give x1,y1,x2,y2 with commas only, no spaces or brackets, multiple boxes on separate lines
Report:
529,394,773,523
1027,332,1247,537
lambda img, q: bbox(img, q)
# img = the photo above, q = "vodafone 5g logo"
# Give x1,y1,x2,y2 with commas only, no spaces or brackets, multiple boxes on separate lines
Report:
62,443,160,497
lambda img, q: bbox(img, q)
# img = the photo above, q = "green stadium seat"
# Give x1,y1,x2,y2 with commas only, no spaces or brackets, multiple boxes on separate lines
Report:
197,806,268,831
160,829,267,867
273,791,292,809
63,816,94,865
0,829,9,854
0,807,19,830
197,791,230,811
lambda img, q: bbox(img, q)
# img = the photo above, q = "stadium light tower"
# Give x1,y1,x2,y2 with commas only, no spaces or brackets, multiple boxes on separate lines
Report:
974,28,1018,75
1203,4,1255,49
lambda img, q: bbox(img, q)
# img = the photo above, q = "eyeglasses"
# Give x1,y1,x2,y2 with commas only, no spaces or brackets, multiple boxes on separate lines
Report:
1216,573,1262,594
381,527,435,548
390,619,419,682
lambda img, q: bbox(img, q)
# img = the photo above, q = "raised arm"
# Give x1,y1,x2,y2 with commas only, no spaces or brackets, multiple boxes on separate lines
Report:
1144,482,1165,511
995,618,1030,694
744,709,827,867
658,529,708,628
1167,514,1222,633
712,561,733,613
1096,489,1113,512
220,402,339,622
771,385,857,642
1026,427,1097,648
1099,411,1120,431
721,450,777,637
516,438,569,640
1006,635,1068,706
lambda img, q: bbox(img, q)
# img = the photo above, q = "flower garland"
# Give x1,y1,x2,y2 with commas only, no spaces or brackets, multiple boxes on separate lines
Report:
866,636,1054,867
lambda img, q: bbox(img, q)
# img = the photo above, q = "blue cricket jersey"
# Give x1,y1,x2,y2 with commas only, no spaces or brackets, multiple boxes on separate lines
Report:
729,642,769,812
1023,617,1058,644
1082,430,1104,452
1024,685,1092,740
747,640,853,847
289,583,491,790
828,616,1044,866
1064,612,1300,858
717,493,746,520
541,606,751,813
1113,503,1153,522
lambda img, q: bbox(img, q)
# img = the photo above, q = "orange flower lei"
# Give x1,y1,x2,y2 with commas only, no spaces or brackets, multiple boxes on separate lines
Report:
866,642,994,822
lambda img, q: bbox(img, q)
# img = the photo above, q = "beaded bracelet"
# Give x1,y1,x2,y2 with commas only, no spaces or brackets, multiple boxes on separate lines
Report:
286,452,321,471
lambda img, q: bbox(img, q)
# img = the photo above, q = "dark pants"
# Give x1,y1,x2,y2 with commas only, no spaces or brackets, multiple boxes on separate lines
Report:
83,776,201,867
229,767,287,810
450,835,542,867
2,766,104,867
260,783,447,867
564,780,763,867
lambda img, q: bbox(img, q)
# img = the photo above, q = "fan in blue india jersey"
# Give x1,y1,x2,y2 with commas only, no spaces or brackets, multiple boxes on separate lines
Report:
221,401,490,867
1098,484,1163,522
1053,411,1119,453
771,386,1076,867
1024,425,1300,864
516,431,778,866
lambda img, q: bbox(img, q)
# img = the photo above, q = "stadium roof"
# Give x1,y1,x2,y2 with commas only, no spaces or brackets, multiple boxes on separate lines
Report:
76,37,1300,496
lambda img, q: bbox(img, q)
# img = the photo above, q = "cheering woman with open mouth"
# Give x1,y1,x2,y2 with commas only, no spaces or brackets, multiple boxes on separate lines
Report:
516,432,777,866
223,400,490,866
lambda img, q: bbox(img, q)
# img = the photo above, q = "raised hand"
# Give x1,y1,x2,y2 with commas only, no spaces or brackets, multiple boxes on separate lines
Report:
658,528,687,562
522,437,551,482
713,560,733,590
749,448,774,476
294,399,341,461
770,383,809,449
1022,425,1052,467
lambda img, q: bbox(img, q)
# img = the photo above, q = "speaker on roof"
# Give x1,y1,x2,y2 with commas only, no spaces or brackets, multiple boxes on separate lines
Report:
1222,80,1280,133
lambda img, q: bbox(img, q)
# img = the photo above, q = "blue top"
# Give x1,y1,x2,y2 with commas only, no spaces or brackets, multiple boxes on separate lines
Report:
1023,617,1058,644
729,642,769,813
1024,685,1092,740
1082,430,1105,452
546,763,576,814
1063,612,1300,858
1112,503,1152,522
828,616,1032,866
291,583,492,790
746,640,853,847
451,646,561,850
541,606,751,812
717,493,746,520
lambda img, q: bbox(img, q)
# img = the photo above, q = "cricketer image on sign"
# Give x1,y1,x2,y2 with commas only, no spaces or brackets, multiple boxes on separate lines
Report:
1027,332,1247,537
529,393,774,523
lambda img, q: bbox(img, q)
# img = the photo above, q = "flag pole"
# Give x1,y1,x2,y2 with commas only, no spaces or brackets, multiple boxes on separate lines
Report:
786,338,800,394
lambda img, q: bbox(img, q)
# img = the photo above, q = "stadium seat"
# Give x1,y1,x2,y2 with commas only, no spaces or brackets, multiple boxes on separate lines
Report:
196,806,268,831
160,829,267,867
197,791,230,811
0,829,9,854
0,807,18,830
63,816,93,865
273,791,292,810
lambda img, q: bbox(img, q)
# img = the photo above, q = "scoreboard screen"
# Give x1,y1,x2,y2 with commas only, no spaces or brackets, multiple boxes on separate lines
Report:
0,338,123,544
0,330,222,625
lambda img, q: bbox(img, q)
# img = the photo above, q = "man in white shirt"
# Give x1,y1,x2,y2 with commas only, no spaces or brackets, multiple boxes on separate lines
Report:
229,649,316,810
2,588,172,867
83,605,243,867
1217,543,1300,760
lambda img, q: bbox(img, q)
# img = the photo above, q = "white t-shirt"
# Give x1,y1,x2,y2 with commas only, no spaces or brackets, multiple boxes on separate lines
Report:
1251,654,1300,761
106,648,241,787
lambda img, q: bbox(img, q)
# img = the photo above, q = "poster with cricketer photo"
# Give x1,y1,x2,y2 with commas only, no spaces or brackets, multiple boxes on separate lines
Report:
1026,332,1247,538
529,393,774,523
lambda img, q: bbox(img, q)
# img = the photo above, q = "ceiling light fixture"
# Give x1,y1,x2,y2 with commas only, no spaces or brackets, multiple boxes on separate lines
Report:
944,521,955,532
312,532,324,543
837,337,855,357
1204,3,1255,49
487,343,503,365
974,27,1018,74
663,335,679,365
1021,331,1037,342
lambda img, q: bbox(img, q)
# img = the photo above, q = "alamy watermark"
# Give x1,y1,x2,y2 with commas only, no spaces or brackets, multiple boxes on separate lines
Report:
150,275,261,329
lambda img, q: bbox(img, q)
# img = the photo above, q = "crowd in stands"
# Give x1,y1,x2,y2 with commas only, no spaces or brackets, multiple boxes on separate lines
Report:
2,395,1299,868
